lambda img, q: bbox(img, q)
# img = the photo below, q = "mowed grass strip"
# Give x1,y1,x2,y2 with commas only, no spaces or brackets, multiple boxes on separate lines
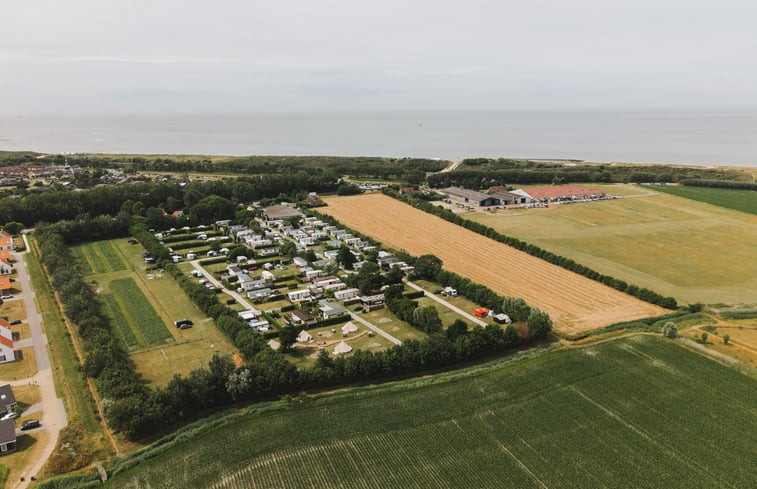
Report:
70,246,94,275
646,185,757,215
102,294,141,349
81,242,110,274
96,240,127,271
110,277,172,345
103,336,757,488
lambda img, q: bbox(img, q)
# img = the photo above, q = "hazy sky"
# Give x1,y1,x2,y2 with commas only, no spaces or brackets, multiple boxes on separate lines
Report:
2,0,756,115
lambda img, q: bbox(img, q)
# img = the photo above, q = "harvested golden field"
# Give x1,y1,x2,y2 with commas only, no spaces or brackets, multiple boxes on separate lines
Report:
322,194,666,334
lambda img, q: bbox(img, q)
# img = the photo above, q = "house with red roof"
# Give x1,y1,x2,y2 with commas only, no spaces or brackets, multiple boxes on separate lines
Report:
0,319,14,364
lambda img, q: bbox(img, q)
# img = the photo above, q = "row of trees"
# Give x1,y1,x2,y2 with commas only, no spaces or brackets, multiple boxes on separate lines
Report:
426,159,747,189
384,189,678,309
680,179,757,191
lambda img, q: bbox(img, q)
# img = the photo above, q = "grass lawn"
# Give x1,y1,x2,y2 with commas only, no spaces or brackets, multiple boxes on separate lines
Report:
360,307,426,342
645,184,757,215
412,279,495,326
1,429,50,486
416,296,469,327
0,346,36,380
0,298,27,322
110,278,173,346
466,188,757,305
101,335,757,489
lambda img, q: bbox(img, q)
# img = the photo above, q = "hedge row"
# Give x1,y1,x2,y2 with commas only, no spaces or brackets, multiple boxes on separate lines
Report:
680,179,757,191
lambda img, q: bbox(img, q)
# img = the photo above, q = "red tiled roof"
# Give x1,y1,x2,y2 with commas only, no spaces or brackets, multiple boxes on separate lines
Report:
0,318,10,329
0,335,12,348
522,185,603,200
0,277,10,290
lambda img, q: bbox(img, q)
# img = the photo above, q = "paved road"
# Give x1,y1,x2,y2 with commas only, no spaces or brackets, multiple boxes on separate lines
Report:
349,312,401,345
188,259,260,314
404,280,488,327
7,234,68,489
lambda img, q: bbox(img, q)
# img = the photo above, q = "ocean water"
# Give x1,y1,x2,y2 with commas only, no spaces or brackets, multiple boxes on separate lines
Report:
1,110,756,166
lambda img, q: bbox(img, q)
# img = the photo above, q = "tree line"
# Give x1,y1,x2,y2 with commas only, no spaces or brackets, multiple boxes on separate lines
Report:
680,179,757,191
427,159,748,189
382,188,678,309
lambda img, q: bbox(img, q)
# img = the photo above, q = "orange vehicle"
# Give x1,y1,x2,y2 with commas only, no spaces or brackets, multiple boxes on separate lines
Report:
473,307,489,318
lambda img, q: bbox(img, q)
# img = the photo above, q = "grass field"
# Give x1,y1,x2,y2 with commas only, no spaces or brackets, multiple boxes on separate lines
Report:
110,278,173,345
322,194,665,335
72,238,237,386
645,184,757,215
102,335,757,488
466,188,757,305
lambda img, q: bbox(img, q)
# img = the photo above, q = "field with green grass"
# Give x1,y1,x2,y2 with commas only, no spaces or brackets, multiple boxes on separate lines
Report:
102,335,756,488
72,238,237,386
466,187,757,304
644,184,757,215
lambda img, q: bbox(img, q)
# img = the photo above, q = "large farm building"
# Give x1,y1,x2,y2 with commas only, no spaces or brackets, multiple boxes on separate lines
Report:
514,185,605,203
440,185,605,207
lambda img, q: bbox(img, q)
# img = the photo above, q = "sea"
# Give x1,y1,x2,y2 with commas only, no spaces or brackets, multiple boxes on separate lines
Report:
1,109,756,167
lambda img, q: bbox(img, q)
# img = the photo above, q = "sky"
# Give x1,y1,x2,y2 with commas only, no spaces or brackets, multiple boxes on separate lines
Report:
2,0,757,115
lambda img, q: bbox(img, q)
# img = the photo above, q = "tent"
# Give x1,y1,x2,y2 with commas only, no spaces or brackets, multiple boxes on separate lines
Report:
333,341,353,355
341,322,358,335
297,330,314,343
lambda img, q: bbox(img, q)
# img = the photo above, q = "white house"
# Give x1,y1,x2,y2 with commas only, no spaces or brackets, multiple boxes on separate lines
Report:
0,319,15,364
334,288,360,302
287,289,311,302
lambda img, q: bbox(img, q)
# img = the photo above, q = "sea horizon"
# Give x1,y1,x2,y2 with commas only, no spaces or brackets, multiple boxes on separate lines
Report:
1,108,756,167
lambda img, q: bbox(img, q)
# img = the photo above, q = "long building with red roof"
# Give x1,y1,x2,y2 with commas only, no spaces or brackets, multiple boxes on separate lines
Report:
516,185,605,203
0,318,14,364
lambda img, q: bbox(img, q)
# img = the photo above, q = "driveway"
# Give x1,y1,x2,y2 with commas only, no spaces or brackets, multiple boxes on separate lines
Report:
404,280,488,327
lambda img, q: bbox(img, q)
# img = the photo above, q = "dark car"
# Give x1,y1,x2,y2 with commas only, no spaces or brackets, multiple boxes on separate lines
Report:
20,419,41,431
174,319,193,327
177,323,193,330
10,319,21,325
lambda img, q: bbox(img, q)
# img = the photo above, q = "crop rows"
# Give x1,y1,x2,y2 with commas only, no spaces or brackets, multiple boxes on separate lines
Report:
81,242,110,274
103,294,141,349
322,194,665,334
70,246,94,274
105,336,757,488
110,277,172,345
650,184,757,215
96,240,127,271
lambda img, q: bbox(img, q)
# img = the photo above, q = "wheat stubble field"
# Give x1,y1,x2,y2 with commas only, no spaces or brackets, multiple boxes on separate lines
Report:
322,194,666,334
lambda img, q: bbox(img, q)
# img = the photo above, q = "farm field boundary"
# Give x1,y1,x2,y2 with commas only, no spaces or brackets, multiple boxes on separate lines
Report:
60,335,757,489
322,194,665,335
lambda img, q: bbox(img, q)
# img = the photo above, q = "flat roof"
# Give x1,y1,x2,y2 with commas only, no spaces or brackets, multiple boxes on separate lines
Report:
441,187,494,203
263,205,304,220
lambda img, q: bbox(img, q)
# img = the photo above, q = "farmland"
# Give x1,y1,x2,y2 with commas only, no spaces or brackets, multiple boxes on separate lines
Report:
466,187,757,305
102,336,757,488
73,238,236,386
645,184,757,215
322,194,665,335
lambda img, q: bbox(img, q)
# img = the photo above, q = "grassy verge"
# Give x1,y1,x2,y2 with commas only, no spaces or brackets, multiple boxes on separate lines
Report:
24,245,112,473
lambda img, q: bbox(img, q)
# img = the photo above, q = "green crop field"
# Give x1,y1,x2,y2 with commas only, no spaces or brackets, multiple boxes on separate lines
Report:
644,185,757,215
110,277,172,345
96,240,128,271
70,246,94,274
101,335,756,488
103,294,141,349
80,242,110,274
466,187,757,305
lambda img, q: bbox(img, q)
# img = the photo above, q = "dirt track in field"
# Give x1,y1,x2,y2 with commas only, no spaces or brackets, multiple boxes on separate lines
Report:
322,194,667,334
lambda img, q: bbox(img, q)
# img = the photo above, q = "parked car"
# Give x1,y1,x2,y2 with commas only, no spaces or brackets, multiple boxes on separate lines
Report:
177,323,193,330
20,419,40,431
0,412,16,421
9,278,15,282
10,319,21,325
174,319,193,327
1,295,13,300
